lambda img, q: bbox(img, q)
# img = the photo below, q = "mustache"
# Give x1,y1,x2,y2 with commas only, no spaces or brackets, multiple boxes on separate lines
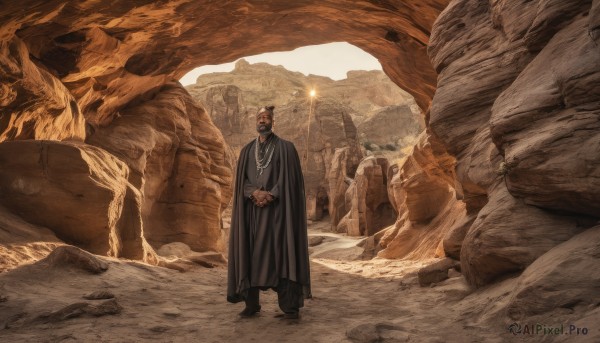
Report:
256,123,272,133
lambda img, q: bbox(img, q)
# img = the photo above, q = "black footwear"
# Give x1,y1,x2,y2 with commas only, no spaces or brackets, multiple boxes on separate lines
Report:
283,312,299,319
238,305,261,317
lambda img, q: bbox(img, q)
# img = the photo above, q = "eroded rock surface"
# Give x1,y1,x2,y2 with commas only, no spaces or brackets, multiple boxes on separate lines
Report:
87,83,234,253
505,225,600,320
0,140,155,262
336,156,395,236
428,0,600,287
1,1,444,131
377,132,466,260
0,37,85,142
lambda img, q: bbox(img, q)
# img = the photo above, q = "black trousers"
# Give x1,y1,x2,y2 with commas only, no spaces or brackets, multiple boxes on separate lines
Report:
244,279,304,313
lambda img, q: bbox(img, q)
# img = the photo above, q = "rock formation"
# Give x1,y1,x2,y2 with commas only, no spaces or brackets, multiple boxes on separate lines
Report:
428,0,600,288
86,83,234,253
0,140,155,263
375,131,466,260
336,156,395,236
1,1,443,265
0,4,598,332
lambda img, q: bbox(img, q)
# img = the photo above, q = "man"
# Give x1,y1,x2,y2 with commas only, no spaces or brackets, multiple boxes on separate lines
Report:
227,105,311,320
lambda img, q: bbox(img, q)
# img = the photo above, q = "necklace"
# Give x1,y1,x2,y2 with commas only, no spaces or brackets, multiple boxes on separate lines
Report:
255,135,276,176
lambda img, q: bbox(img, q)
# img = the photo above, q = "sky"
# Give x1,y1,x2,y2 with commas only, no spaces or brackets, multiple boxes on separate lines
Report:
179,42,382,86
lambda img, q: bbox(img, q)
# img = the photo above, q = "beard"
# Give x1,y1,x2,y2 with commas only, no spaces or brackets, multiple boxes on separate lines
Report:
256,123,273,135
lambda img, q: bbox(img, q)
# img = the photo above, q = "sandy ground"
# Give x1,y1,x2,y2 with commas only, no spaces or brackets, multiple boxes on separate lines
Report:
0,220,597,343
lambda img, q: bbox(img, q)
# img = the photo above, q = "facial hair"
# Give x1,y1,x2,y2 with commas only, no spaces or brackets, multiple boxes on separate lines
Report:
256,122,273,136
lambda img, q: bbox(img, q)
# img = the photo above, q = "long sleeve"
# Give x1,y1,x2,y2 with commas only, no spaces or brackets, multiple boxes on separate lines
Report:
244,178,260,198
268,184,280,199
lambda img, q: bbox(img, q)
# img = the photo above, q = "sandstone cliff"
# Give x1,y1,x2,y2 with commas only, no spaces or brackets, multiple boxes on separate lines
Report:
428,0,600,289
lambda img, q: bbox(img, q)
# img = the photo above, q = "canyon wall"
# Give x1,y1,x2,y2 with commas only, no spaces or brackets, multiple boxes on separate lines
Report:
428,0,599,287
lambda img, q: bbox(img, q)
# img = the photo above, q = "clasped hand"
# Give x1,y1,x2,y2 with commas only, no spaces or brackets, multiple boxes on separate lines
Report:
252,189,274,207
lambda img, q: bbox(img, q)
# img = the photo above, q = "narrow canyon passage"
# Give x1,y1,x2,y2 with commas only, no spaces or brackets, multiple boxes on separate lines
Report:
1,1,600,342
4,220,595,343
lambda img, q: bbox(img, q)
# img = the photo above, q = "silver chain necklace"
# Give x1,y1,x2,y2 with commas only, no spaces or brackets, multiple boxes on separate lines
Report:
254,135,276,176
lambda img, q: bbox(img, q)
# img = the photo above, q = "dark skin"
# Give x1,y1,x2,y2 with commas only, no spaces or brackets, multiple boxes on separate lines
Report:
253,111,275,207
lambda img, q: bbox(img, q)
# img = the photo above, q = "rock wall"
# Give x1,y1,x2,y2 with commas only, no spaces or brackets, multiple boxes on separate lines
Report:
336,156,395,237
376,131,466,260
87,83,234,253
0,140,155,263
428,0,600,287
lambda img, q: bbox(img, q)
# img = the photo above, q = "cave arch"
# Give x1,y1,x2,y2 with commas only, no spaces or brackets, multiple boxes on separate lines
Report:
3,0,447,128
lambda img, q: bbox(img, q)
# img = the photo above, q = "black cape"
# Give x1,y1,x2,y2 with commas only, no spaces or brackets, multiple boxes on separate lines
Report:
227,134,311,303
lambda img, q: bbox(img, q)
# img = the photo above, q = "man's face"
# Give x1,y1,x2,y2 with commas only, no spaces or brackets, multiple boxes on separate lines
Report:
256,112,273,134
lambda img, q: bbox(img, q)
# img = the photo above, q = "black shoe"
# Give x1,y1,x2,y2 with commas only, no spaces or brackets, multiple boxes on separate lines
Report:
238,305,261,317
283,312,299,319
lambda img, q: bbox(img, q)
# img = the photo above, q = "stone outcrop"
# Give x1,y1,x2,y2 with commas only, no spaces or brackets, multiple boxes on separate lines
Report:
336,156,395,236
0,140,155,262
505,225,600,319
357,105,422,149
328,148,356,228
87,83,234,253
428,0,600,287
376,132,467,260
281,99,363,220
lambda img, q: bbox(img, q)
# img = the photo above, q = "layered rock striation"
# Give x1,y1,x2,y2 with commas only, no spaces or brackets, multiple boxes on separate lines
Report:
428,0,600,288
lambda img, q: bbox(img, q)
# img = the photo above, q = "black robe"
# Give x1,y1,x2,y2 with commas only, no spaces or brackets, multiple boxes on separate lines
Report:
227,134,311,304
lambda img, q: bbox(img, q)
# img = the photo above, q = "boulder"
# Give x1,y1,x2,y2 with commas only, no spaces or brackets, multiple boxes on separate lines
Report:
40,246,109,274
417,258,459,287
